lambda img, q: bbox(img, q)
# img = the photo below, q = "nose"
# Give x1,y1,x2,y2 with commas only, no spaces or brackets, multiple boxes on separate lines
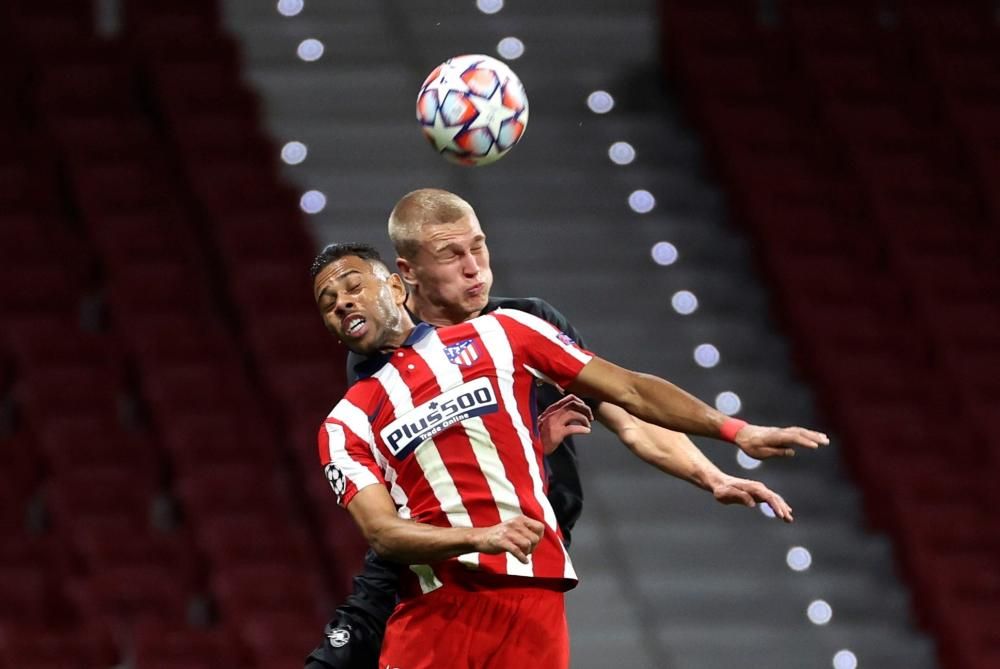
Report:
460,252,480,277
333,295,355,316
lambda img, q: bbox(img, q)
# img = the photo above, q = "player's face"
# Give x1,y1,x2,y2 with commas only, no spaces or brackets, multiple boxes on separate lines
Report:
402,213,493,323
313,256,408,355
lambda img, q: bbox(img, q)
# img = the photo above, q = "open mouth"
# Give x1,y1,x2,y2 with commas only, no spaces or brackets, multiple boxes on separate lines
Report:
343,314,367,338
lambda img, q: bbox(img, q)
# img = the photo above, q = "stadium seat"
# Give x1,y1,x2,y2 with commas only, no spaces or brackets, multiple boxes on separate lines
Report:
140,361,266,425
0,620,119,669
210,563,328,621
131,620,241,669
158,413,280,476
193,513,316,570
69,564,197,631
34,416,160,476
0,566,55,625
44,466,161,531
173,464,296,521
15,364,128,427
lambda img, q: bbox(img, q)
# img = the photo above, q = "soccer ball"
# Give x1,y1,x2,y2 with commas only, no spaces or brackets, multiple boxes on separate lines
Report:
416,54,529,166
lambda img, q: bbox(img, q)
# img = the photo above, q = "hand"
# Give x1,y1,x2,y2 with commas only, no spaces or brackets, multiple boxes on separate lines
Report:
538,394,593,454
709,473,794,523
733,424,829,459
471,515,545,564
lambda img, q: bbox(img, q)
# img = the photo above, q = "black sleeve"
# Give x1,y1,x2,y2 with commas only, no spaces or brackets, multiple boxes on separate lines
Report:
305,550,400,669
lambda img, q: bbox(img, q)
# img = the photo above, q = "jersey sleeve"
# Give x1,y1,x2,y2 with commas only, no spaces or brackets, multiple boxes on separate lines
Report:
494,309,595,390
317,395,385,508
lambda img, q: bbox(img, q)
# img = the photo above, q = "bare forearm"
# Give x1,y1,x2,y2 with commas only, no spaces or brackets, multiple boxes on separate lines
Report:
597,403,724,491
632,423,726,492
367,519,478,564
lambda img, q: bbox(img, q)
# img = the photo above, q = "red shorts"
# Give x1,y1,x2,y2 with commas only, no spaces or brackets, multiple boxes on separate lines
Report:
379,582,569,669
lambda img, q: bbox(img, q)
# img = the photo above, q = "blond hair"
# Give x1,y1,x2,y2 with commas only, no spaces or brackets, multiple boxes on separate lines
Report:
387,188,475,259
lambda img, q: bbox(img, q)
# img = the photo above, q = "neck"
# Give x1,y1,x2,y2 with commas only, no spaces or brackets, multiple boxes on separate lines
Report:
407,290,481,327
377,311,417,353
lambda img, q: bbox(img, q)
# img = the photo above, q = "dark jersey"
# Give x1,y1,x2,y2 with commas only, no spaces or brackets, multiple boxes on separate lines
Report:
305,296,588,669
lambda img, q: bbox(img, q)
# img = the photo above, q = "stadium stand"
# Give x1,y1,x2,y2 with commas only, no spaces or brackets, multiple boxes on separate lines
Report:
661,2,1000,668
0,1,353,666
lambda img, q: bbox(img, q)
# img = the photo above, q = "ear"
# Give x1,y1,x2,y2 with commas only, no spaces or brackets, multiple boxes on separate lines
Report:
396,256,417,286
388,272,408,307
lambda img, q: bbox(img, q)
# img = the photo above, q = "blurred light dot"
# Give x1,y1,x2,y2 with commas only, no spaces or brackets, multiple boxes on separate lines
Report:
277,0,304,16
281,141,308,165
587,90,615,114
737,450,761,470
628,189,655,213
297,38,325,62
477,0,504,14
650,241,678,266
833,650,858,669
497,36,524,60
300,190,327,214
671,290,698,314
715,391,742,415
759,502,776,518
786,546,812,572
608,141,636,165
807,600,833,625
694,343,720,368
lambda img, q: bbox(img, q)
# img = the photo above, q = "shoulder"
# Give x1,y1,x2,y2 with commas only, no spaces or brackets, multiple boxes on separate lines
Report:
489,296,566,323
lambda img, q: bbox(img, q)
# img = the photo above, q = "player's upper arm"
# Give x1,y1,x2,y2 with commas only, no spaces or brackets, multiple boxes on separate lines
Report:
567,357,641,410
343,483,402,544
318,398,385,508
494,309,594,389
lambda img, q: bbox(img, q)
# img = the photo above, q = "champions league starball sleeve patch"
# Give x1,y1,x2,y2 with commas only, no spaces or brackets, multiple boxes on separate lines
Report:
325,463,348,503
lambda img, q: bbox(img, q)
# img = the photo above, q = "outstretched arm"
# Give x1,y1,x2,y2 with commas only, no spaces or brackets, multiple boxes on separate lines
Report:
569,357,829,453
595,402,794,521
346,484,544,565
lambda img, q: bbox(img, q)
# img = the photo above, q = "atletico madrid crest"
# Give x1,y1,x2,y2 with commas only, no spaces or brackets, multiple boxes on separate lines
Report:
444,339,480,367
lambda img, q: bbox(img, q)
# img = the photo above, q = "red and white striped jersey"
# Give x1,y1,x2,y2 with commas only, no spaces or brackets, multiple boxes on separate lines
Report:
317,308,594,591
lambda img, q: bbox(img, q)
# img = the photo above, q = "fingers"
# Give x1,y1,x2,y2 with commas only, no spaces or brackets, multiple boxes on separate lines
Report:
539,394,593,422
498,516,545,564
761,492,794,523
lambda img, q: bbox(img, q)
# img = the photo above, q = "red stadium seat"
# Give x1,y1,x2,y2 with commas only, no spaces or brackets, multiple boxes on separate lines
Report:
69,160,180,218
186,161,298,219
193,513,317,570
173,463,297,522
68,520,201,586
69,564,196,631
158,413,280,476
212,207,315,267
0,621,120,669
228,610,324,669
131,620,241,669
34,416,160,476
210,563,328,621
44,466,161,531
104,260,215,321
15,364,127,427
0,566,55,625
4,316,122,375
228,262,319,318
49,116,161,163
140,361,266,424
118,312,239,368
90,211,199,268
33,62,141,119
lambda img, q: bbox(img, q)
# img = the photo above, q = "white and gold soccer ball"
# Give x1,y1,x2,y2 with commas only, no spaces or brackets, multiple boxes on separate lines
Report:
416,54,529,166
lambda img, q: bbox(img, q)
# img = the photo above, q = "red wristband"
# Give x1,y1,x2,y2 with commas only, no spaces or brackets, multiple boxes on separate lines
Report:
720,418,748,442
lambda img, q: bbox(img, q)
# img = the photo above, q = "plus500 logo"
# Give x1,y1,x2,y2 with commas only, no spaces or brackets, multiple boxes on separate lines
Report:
380,377,499,459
